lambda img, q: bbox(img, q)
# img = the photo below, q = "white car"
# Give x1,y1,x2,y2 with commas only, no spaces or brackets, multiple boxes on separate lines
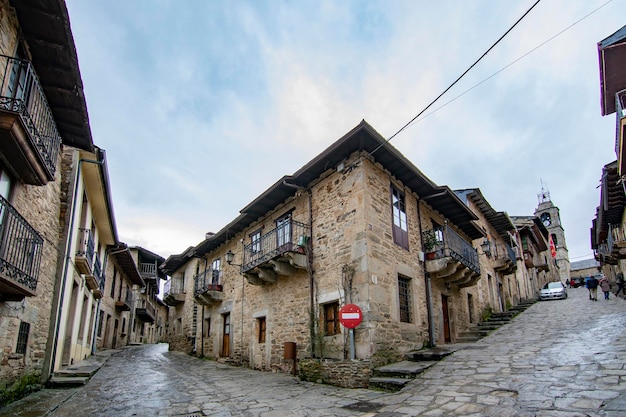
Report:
539,282,568,301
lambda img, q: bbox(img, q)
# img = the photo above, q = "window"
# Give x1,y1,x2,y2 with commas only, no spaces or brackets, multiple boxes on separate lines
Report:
276,213,292,248
15,321,29,354
398,275,412,323
323,302,340,336
551,233,558,246
258,317,266,343
250,229,262,254
391,185,408,249
122,318,126,333
97,310,104,337
211,258,221,285
110,266,117,298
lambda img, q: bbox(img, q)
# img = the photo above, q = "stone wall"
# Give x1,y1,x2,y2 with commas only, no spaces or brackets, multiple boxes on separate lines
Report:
0,154,62,387
299,358,371,389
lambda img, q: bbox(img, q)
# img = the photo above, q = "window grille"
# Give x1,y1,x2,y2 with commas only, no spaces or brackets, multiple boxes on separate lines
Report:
16,321,30,354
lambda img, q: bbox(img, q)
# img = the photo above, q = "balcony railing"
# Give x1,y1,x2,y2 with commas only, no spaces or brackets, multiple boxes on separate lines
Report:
194,269,222,296
242,220,309,272
423,225,480,275
139,262,158,281
115,290,134,311
75,228,95,275
135,298,155,322
0,194,43,297
0,55,61,180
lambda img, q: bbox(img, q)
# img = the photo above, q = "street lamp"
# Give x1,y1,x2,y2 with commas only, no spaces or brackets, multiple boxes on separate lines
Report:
480,239,491,258
225,249,241,267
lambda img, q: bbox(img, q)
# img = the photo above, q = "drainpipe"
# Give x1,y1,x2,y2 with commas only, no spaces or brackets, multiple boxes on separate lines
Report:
43,155,104,381
282,180,314,357
417,197,436,347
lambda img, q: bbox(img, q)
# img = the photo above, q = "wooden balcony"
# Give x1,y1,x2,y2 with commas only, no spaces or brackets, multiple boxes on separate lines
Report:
423,225,480,289
0,195,43,301
139,262,158,282
194,269,224,305
241,220,309,286
163,278,185,306
135,299,155,323
115,290,133,311
0,55,61,185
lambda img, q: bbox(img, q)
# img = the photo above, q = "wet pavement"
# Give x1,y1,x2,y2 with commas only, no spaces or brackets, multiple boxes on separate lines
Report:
2,285,626,416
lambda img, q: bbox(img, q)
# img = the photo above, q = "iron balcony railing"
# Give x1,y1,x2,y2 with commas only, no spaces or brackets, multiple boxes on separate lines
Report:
76,228,95,270
93,253,103,289
0,194,43,292
194,269,222,296
494,242,517,263
164,277,185,297
139,262,158,280
0,55,61,178
423,225,480,274
242,220,309,272
120,289,134,305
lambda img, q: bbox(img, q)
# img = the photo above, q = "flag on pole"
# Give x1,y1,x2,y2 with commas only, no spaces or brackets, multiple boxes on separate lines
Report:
549,234,557,258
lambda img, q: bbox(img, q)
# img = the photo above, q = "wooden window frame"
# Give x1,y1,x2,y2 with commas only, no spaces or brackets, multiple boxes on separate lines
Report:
323,302,340,336
258,317,266,343
391,185,409,250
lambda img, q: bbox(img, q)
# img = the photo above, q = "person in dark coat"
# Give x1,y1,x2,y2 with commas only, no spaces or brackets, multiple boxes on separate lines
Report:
615,273,624,297
586,275,599,301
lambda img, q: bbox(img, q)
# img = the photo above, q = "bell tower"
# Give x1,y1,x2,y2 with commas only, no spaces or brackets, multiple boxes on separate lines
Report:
534,183,571,282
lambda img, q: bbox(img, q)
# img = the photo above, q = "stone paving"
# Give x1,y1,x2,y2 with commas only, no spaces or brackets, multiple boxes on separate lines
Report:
1,285,625,416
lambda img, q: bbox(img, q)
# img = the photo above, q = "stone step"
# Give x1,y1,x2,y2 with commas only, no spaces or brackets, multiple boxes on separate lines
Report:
368,377,411,392
371,360,438,379
456,335,483,343
405,347,455,362
47,376,90,387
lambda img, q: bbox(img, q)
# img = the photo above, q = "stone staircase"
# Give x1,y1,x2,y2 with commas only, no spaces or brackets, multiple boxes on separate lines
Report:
47,349,119,387
369,300,536,392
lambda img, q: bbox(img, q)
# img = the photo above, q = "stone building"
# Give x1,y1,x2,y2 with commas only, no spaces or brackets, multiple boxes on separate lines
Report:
162,121,557,375
0,0,95,389
534,188,571,284
97,243,145,350
128,246,166,345
592,25,626,279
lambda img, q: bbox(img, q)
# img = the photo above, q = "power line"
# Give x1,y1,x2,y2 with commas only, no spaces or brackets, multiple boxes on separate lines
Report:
369,0,542,156
405,0,614,129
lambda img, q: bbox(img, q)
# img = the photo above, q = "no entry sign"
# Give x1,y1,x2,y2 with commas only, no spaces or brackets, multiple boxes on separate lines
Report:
339,303,362,329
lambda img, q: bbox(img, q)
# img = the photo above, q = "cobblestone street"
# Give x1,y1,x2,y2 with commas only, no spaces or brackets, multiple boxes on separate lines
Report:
2,286,626,417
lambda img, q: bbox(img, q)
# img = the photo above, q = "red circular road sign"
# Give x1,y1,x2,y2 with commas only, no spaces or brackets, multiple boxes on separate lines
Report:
339,304,363,329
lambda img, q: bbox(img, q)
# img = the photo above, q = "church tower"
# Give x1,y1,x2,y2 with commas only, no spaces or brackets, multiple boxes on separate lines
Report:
534,185,571,283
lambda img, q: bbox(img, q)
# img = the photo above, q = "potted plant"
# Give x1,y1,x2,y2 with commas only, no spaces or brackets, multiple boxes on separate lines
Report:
422,230,440,259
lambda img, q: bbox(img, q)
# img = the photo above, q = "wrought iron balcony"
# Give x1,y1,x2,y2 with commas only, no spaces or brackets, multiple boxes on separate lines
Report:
135,299,155,323
163,277,186,306
85,253,103,298
75,228,95,276
423,225,480,288
0,194,43,301
0,55,61,185
241,220,309,285
194,269,223,305
493,243,517,275
115,290,134,311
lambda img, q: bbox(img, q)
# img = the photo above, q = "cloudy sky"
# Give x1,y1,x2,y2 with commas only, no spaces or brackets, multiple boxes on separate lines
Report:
64,0,624,263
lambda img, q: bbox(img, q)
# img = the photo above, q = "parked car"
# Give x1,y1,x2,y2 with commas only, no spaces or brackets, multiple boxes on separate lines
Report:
539,282,568,301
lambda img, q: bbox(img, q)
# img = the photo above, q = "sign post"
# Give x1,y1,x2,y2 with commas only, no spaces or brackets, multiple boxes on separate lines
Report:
339,303,362,360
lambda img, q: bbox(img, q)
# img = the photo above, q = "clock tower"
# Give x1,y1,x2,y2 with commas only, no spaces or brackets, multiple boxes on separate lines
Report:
534,186,571,283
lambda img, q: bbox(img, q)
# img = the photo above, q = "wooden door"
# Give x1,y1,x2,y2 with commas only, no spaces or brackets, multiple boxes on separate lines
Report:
222,313,230,357
442,295,451,343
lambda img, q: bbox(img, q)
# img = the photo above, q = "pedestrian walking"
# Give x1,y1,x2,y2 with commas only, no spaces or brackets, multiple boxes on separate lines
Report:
615,272,624,297
586,275,599,301
599,276,611,300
